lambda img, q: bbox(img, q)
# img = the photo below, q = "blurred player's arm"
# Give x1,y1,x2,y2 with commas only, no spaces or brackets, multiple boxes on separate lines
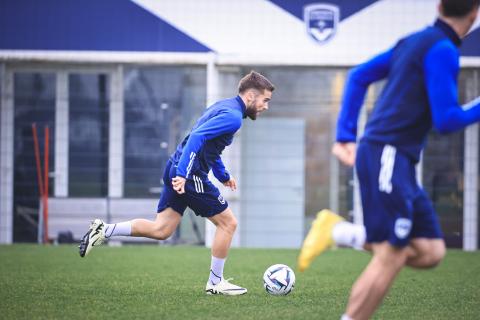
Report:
333,48,393,166
174,112,241,194
424,40,480,133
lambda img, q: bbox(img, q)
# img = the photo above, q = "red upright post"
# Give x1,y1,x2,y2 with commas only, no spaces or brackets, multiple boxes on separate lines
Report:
32,123,46,244
32,124,45,198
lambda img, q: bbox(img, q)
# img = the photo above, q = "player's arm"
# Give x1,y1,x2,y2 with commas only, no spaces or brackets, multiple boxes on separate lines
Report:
176,112,241,180
210,155,230,183
424,40,480,133
210,155,237,191
334,48,393,166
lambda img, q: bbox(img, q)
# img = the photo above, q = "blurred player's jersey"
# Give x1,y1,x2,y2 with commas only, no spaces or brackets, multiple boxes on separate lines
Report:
337,19,479,163
363,19,461,162
170,96,246,182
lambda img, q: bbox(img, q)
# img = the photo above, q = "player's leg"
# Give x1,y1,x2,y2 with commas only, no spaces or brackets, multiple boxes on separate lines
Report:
297,141,371,272
405,190,446,269
181,176,246,295
297,208,370,272
79,160,185,257
79,208,182,257
406,238,445,269
207,208,237,284
101,208,182,240
320,221,445,269
342,142,415,319
301,198,445,270
297,209,348,271
111,174,185,239
344,241,408,320
205,207,246,295
208,207,237,259
128,208,182,240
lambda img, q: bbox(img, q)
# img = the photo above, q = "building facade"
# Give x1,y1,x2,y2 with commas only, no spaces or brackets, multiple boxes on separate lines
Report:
1,0,479,249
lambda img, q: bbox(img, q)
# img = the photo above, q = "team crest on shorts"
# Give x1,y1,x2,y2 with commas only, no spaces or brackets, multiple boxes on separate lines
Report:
303,3,340,44
394,218,412,239
218,195,226,205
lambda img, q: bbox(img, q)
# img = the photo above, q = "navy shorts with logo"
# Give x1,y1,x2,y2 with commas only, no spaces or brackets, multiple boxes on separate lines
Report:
157,160,228,217
356,140,443,247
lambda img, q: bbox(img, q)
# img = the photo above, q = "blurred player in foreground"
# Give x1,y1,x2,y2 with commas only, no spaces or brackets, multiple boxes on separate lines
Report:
298,0,480,319
80,71,274,296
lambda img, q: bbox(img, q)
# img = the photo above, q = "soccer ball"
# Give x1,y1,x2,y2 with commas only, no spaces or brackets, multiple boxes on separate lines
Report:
263,264,295,295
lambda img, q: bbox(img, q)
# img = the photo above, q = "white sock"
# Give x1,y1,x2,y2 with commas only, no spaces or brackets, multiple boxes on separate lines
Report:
332,221,366,250
209,256,225,285
341,314,353,320
104,222,132,238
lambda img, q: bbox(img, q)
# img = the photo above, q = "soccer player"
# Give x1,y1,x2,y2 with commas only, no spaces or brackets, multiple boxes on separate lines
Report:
298,0,480,319
79,71,275,296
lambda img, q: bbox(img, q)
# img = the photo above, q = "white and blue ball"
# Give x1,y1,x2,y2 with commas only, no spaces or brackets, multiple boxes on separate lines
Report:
263,264,295,295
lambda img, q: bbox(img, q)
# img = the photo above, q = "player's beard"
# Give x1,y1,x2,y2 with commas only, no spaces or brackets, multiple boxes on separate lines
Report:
245,104,258,120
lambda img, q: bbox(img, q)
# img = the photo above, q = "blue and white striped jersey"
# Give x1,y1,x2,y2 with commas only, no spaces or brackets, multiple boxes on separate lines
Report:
170,95,246,182
337,19,480,162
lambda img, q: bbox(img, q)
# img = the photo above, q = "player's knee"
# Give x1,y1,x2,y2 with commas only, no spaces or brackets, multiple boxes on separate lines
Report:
427,242,446,268
224,216,238,234
417,241,446,269
218,215,237,235
209,209,238,235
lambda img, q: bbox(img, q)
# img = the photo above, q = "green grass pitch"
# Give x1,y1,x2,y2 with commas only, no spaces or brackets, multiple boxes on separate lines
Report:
0,245,479,319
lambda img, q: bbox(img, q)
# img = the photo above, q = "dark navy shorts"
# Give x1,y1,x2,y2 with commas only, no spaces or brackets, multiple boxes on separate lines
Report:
157,160,229,217
356,140,443,247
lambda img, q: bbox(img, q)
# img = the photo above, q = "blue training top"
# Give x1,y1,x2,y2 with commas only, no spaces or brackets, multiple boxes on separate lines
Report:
170,95,246,182
336,19,480,162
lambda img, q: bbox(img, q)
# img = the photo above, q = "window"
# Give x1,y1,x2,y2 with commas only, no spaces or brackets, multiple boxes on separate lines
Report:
123,66,206,198
68,73,109,197
13,72,55,241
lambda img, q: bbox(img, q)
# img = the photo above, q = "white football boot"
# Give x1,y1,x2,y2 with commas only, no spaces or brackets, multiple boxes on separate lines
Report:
205,278,247,296
79,219,105,257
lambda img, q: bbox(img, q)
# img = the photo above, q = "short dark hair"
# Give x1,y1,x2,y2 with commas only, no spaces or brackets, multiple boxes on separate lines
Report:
238,71,275,94
441,0,480,17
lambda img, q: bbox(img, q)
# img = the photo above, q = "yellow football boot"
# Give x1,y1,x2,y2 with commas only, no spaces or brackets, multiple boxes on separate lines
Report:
297,209,345,272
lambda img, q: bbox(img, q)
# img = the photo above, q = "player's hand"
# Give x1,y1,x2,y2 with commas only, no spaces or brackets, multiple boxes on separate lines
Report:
172,176,186,194
332,142,356,167
223,177,237,191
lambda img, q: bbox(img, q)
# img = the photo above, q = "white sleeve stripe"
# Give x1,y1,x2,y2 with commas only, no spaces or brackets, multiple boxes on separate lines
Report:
462,96,480,111
186,152,196,178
